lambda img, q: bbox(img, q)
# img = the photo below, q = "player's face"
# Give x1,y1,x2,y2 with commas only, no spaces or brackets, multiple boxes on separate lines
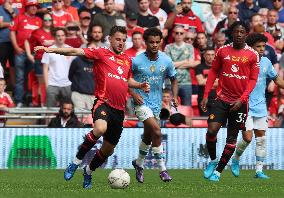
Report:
252,41,266,57
145,35,161,54
62,103,73,119
232,25,247,46
109,32,127,54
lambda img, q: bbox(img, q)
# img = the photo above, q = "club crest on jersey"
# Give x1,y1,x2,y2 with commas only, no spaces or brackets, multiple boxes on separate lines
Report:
150,65,156,73
101,111,107,116
231,64,239,73
125,60,130,67
117,66,123,75
241,56,248,63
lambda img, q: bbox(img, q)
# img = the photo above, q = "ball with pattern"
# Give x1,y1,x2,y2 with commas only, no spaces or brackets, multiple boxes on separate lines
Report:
108,169,130,189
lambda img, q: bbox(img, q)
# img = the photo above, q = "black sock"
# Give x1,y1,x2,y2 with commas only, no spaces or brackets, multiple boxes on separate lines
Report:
216,143,236,173
76,131,98,160
206,131,217,160
89,149,107,171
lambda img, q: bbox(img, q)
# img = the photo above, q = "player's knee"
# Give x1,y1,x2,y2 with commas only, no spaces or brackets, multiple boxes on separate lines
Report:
243,136,252,143
152,126,162,140
93,120,107,136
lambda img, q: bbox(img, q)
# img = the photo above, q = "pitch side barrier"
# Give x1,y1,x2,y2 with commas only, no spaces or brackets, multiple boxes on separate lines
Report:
0,128,283,169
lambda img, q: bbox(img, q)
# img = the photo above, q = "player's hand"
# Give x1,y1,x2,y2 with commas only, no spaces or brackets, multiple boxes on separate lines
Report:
34,46,49,53
200,98,208,112
140,82,150,93
230,99,242,112
132,93,144,105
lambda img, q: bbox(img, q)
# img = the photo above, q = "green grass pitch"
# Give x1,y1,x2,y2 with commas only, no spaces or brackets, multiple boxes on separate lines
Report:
0,169,283,198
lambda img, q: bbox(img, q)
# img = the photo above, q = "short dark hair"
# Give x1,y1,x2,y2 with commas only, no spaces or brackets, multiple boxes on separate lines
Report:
109,25,127,37
87,23,104,42
229,21,250,34
132,31,143,37
60,98,74,108
52,27,67,37
204,46,215,52
246,33,268,47
143,27,163,42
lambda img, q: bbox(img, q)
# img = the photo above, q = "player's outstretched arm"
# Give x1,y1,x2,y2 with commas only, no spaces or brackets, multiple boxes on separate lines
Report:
34,46,85,56
274,75,284,89
128,78,150,93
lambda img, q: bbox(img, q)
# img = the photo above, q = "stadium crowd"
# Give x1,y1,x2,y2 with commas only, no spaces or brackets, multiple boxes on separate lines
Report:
1,0,284,127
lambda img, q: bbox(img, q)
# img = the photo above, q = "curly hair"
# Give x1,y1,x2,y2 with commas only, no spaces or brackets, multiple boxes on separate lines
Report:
143,27,163,42
245,33,268,47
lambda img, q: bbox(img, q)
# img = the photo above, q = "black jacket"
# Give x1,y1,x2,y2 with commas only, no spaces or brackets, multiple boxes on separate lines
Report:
48,115,83,128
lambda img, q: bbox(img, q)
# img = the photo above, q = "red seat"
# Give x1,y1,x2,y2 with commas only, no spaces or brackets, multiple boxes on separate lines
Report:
178,105,193,117
192,120,207,127
191,94,198,106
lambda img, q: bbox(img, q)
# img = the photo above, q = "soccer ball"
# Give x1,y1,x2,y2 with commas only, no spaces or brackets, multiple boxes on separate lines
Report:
108,169,130,189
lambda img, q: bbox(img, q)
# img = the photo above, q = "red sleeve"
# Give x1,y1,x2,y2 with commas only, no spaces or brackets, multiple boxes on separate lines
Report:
203,49,221,99
6,94,15,108
195,17,205,33
240,53,260,103
9,15,20,31
28,30,37,53
83,47,101,60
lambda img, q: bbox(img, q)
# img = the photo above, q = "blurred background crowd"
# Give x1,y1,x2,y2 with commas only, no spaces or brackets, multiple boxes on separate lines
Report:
1,0,284,127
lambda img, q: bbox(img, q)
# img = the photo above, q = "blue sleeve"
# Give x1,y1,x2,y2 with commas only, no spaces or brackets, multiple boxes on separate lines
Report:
267,59,278,80
166,58,177,79
131,57,137,72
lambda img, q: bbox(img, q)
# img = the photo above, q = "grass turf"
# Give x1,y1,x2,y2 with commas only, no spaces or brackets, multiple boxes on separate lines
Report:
0,169,283,198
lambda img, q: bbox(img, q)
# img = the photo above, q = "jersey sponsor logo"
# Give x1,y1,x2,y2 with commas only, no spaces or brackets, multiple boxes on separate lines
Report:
222,72,247,79
108,73,127,82
24,24,40,30
231,64,239,73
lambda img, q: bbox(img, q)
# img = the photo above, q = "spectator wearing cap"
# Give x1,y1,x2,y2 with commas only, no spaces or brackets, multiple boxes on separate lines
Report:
125,31,145,57
0,0,18,89
51,0,73,27
125,11,144,48
9,0,42,107
165,0,204,34
79,10,92,40
78,0,102,17
91,0,125,36
148,0,167,37
137,0,160,29
63,0,79,22
95,0,125,12
237,0,260,24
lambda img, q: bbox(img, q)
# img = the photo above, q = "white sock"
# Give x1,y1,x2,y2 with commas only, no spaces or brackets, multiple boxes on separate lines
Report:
73,157,82,165
152,145,166,171
235,139,250,160
214,170,221,177
136,141,151,168
255,136,266,173
86,165,92,175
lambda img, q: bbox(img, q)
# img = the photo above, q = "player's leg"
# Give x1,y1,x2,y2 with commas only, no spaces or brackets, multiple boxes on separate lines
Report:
210,103,247,182
231,116,254,177
83,107,124,188
254,116,269,179
132,105,153,183
64,100,107,181
204,99,227,179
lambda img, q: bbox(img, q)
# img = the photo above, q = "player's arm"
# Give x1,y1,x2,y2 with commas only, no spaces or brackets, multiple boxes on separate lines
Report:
128,78,150,93
274,75,284,88
128,88,144,105
170,77,179,106
34,46,85,56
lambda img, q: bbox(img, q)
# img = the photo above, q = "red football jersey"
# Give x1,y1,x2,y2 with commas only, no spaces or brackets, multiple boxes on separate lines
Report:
0,92,14,116
83,47,132,111
204,43,260,103
52,12,73,27
9,13,42,49
29,28,54,60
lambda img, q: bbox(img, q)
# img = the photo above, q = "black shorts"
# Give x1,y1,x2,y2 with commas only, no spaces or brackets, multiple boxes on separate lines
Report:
207,98,248,130
92,99,124,145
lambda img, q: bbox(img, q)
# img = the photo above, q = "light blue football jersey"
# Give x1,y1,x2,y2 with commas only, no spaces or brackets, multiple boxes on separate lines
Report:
132,51,177,115
249,56,277,117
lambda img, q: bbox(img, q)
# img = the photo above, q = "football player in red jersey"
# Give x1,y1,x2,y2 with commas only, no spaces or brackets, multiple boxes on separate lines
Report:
200,21,260,182
35,25,150,189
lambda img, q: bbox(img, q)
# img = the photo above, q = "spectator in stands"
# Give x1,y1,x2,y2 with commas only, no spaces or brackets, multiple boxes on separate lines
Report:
258,8,269,24
165,25,195,106
48,98,83,127
79,10,92,40
0,63,4,78
0,78,14,127
63,0,79,21
25,13,54,107
272,0,284,27
78,0,102,16
125,31,145,57
92,0,125,37
256,0,273,9
84,23,106,47
11,0,25,14
237,0,260,24
223,0,239,15
213,5,239,43
194,32,209,57
125,11,144,48
124,0,139,14
148,0,168,37
164,0,204,34
65,21,87,48
95,0,125,12
10,0,42,107
265,9,284,42
214,31,226,50
204,0,226,37
0,0,17,90
68,42,95,110
51,0,73,27
137,0,160,29
195,47,217,116
41,27,73,107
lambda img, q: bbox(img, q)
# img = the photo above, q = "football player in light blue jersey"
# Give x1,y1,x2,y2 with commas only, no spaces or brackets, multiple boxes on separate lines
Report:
231,33,284,179
130,27,178,183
